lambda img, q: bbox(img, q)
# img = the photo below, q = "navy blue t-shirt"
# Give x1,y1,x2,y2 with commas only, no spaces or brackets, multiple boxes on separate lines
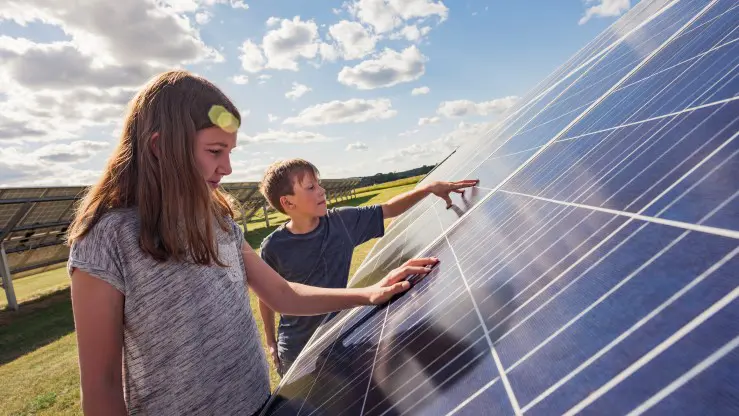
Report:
260,205,385,364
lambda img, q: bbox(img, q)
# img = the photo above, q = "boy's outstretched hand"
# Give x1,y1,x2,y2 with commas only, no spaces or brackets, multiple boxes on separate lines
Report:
366,257,439,305
424,179,480,209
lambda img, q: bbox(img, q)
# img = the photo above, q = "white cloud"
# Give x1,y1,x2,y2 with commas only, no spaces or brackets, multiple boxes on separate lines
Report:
195,11,212,24
33,140,110,163
266,16,281,27
268,114,280,123
0,84,135,144
418,116,440,126
0,142,112,186
262,16,320,71
319,42,340,62
347,0,448,34
258,74,272,84
412,86,430,95
285,82,312,100
228,0,248,10
283,98,397,126
346,141,369,151
0,0,222,68
231,74,249,84
381,120,493,163
328,20,377,60
579,0,631,25
399,129,420,137
380,143,435,163
161,0,200,12
391,24,432,42
436,96,519,118
239,39,265,72
338,45,427,90
241,129,333,144
0,39,155,90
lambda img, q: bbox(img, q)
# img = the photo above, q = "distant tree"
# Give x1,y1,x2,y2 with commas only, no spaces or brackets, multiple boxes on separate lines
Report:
358,165,436,186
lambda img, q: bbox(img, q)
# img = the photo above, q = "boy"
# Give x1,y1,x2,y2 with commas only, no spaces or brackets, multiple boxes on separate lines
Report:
257,158,478,377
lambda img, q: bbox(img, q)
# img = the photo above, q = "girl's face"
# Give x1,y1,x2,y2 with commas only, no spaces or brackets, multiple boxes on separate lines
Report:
194,127,237,190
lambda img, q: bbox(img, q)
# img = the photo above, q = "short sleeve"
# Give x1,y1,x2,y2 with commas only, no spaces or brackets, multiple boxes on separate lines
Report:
229,217,246,251
259,236,277,270
335,205,385,246
67,217,126,294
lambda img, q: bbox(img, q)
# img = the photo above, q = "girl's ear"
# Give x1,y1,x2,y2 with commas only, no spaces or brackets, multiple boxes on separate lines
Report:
150,133,160,159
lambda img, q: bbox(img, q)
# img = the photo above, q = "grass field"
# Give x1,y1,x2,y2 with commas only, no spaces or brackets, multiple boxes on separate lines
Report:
0,180,419,415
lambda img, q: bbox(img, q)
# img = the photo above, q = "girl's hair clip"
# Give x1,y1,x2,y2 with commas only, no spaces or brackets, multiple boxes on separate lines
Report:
208,105,240,133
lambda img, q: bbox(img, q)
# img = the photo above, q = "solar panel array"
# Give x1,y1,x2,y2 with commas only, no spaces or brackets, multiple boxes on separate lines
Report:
0,179,360,309
260,0,739,414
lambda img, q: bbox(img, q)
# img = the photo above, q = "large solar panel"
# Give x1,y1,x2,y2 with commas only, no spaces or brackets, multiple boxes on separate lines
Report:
260,0,739,414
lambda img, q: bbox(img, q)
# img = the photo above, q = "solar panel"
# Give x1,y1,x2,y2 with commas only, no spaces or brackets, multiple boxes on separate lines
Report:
260,0,739,414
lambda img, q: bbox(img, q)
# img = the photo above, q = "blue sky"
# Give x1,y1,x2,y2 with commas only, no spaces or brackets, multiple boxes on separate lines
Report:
0,0,633,186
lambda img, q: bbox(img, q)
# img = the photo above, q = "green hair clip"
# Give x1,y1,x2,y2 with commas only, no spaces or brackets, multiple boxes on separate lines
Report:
208,105,240,133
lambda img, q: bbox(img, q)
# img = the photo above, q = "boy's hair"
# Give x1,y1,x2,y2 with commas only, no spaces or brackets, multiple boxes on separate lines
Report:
68,70,241,267
260,159,320,214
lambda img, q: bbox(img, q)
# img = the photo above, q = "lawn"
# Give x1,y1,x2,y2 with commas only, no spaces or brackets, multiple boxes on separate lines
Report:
0,180,419,415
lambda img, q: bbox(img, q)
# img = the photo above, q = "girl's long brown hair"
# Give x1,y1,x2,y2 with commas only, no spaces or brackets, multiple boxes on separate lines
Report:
67,70,241,266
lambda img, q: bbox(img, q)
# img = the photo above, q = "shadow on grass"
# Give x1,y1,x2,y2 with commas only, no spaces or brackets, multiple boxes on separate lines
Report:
0,288,75,366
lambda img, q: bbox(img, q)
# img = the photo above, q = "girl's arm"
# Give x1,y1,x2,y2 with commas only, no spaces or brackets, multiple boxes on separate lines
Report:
243,244,437,315
70,270,127,416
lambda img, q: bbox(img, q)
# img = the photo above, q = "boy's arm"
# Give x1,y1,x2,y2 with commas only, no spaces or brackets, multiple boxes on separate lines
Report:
381,179,479,219
258,299,280,370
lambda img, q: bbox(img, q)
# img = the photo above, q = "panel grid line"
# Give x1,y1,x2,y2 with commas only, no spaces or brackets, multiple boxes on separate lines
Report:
489,163,739,348
498,189,739,239
626,333,739,416
521,245,739,412
562,285,739,415
506,228,692,373
360,307,389,415
444,378,500,416
443,233,522,415
557,95,739,143
436,204,522,415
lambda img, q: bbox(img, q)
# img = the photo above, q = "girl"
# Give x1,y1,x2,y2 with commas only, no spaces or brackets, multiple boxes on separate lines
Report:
67,70,437,415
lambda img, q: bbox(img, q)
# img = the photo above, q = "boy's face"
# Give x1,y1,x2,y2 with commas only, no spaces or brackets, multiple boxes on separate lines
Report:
283,172,327,218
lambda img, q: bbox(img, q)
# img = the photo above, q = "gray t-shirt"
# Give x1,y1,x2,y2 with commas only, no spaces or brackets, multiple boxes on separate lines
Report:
260,205,385,364
67,208,270,415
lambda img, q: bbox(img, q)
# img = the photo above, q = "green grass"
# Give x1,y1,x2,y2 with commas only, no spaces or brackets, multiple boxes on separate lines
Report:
0,267,71,310
353,175,423,194
0,182,417,415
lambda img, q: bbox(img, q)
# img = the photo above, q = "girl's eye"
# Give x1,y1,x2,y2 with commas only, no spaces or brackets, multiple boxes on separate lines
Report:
208,149,221,155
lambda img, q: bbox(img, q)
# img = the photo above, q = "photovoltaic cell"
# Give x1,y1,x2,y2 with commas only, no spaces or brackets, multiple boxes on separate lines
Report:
262,1,739,414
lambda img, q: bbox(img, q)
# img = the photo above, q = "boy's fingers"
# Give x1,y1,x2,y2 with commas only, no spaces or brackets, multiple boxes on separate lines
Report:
454,179,479,187
453,181,479,189
403,257,439,267
442,194,453,209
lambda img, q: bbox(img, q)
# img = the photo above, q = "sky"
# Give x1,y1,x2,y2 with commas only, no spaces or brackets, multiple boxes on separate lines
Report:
0,0,634,187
